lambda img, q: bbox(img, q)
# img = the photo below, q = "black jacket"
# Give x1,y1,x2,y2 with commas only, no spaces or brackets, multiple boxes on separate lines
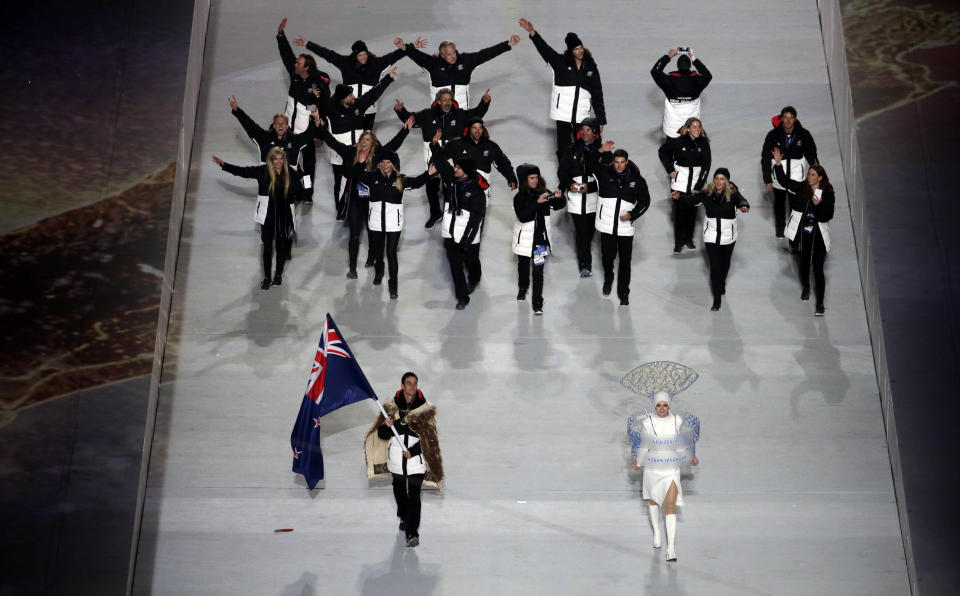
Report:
404,41,512,89
232,107,317,164
320,126,410,217
658,135,712,193
761,118,818,184
277,32,331,116
377,390,427,457
513,186,564,250
364,169,431,205
774,165,835,226
442,120,517,186
591,157,651,220
432,143,487,246
682,186,749,217
529,32,606,124
219,162,303,237
650,55,712,101
306,42,405,86
557,135,604,209
396,99,491,144
326,75,393,135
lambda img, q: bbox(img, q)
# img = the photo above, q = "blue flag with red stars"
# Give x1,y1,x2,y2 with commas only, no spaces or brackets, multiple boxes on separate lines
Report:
291,314,378,489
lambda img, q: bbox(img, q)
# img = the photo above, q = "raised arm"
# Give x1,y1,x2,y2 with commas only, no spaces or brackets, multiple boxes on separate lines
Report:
692,57,712,91
463,89,492,120
318,126,354,162
218,160,263,180
461,39,514,69
732,185,750,211
382,121,410,153
650,53,672,93
276,20,297,75
304,40,351,72
529,31,561,67
404,43,439,71
230,99,269,146
393,99,415,125
402,171,431,191
354,69,396,113
373,47,407,70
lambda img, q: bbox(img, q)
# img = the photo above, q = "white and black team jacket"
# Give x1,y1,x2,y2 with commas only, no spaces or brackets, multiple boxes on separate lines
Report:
432,144,487,245
529,32,607,125
397,99,491,168
305,42,405,116
363,170,431,233
277,32,331,133
325,75,393,165
231,107,317,190
761,116,818,190
512,183,565,256
558,134,605,215
404,41,513,107
591,159,651,237
775,165,835,250
658,134,711,194
650,55,712,138
378,392,429,477
682,185,750,245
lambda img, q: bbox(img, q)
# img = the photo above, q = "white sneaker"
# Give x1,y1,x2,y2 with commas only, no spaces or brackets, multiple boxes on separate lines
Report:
666,549,677,562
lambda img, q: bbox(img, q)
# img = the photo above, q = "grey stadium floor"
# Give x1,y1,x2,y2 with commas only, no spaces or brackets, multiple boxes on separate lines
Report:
132,1,909,594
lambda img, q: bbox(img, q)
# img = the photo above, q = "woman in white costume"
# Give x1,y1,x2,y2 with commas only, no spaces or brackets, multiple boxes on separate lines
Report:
631,391,699,562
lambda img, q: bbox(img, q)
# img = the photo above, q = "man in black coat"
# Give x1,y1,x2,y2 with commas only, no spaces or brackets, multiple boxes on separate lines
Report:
651,47,712,138
760,106,818,238
228,96,319,186
442,117,518,192
395,88,492,228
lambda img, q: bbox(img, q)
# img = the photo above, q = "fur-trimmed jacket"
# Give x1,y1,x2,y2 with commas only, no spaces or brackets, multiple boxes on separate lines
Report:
365,391,444,489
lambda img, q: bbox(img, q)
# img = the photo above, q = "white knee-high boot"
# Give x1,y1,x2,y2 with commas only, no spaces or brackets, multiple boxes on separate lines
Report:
665,513,677,561
648,504,661,548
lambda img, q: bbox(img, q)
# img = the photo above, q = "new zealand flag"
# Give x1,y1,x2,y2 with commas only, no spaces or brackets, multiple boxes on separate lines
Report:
291,314,378,489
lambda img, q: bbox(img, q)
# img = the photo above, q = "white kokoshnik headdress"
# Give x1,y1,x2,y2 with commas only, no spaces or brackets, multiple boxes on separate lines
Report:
623,361,701,460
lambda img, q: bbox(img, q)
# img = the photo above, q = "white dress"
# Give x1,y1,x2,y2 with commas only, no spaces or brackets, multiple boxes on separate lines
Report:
636,413,686,507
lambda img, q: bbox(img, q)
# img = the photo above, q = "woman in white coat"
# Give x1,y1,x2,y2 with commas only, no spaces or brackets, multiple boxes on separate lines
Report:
632,391,699,562
511,164,564,314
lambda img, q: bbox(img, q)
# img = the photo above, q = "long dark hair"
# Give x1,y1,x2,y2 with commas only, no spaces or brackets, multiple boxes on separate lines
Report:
524,173,547,195
354,51,379,67
564,47,593,64
799,164,833,200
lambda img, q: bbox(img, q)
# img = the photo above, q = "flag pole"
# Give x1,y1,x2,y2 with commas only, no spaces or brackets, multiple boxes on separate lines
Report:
374,398,406,450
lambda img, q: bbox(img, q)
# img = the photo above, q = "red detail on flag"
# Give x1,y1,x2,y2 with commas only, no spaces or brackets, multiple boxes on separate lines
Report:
305,317,352,405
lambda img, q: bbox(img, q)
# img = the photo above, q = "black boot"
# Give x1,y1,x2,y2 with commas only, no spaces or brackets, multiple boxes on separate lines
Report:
711,295,721,311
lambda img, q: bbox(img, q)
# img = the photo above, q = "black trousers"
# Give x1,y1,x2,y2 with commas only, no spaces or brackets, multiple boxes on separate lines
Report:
772,188,787,236
672,199,697,247
517,255,545,308
260,223,291,278
600,232,633,298
798,228,827,303
331,164,345,209
570,212,596,272
444,238,481,302
301,145,316,201
555,121,575,158
369,230,401,290
346,197,368,271
425,178,443,220
391,473,424,539
705,242,735,297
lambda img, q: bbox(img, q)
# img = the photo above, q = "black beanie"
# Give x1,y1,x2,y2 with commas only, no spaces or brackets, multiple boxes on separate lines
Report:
565,32,583,51
375,148,400,171
351,40,368,54
578,117,601,136
713,167,731,180
516,163,541,184
334,84,353,103
455,157,478,179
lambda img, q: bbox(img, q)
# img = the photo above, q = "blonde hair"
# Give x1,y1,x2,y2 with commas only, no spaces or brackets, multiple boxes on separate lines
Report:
704,174,733,202
378,159,405,191
353,131,378,170
266,147,290,197
679,117,707,139
272,113,289,126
